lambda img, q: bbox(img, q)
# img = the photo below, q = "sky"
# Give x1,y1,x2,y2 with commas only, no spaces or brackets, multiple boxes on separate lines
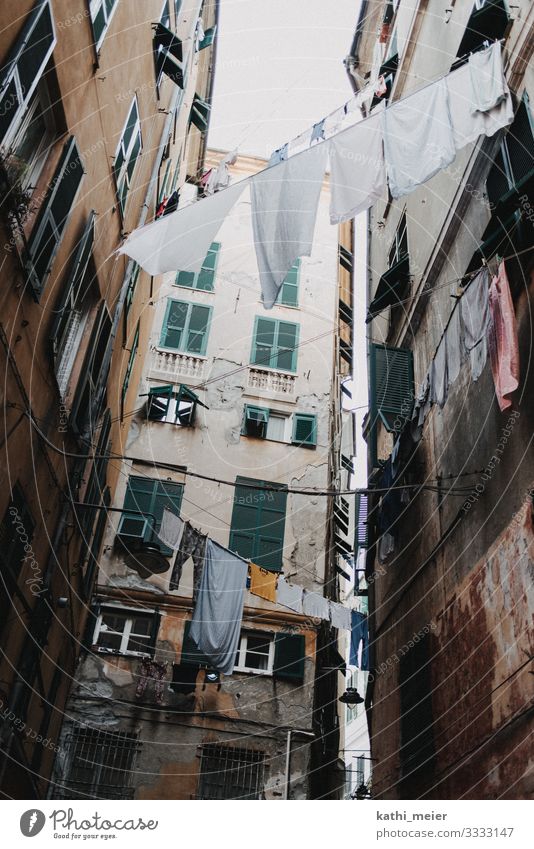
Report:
208,0,359,159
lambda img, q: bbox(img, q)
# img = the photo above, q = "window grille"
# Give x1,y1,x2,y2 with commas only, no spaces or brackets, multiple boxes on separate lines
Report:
54,728,139,799
198,744,265,800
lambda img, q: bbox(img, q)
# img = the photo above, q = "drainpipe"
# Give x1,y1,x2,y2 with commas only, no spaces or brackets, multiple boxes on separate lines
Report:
284,729,315,800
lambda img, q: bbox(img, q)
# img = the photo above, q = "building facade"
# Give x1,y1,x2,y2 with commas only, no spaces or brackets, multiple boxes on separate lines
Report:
0,0,218,798
347,0,534,799
51,150,353,800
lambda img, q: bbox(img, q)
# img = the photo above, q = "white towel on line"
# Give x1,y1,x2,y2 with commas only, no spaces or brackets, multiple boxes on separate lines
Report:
329,601,352,631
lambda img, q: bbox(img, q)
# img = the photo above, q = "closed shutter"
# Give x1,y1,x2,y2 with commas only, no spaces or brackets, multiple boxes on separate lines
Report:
370,343,413,433
49,211,95,357
27,136,84,296
149,608,161,652
161,299,188,348
186,304,211,353
196,242,220,290
276,321,298,371
252,318,276,367
69,301,112,435
122,476,182,553
273,633,305,682
82,486,110,598
229,478,287,572
507,98,534,187
0,0,56,146
292,414,317,447
355,493,369,551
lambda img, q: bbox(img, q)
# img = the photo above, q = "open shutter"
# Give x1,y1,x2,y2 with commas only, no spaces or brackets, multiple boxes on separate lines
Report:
292,414,317,447
27,136,84,297
370,343,413,433
242,405,269,438
149,608,161,654
198,25,217,49
355,493,369,552
190,94,210,132
273,633,305,682
49,211,95,356
69,301,112,436
82,602,101,651
147,385,173,420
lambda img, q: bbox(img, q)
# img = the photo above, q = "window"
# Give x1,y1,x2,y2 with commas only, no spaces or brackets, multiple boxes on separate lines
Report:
251,317,299,372
234,632,275,674
117,475,183,554
368,212,410,322
242,405,290,441
175,242,220,290
49,212,96,398
345,671,361,722
121,320,139,416
0,485,34,633
229,477,287,572
114,97,142,215
292,413,317,447
0,0,56,149
275,259,300,307
198,744,265,800
26,136,84,297
369,343,414,433
55,727,139,800
273,632,306,681
89,0,119,50
69,301,112,436
354,493,369,555
146,383,207,426
400,635,435,776
4,79,56,191
455,0,510,62
160,299,212,355
486,99,534,208
92,607,157,656
153,2,184,89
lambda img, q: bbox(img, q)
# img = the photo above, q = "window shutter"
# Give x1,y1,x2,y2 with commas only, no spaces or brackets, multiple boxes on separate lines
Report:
147,385,173,420
161,299,188,348
371,344,413,433
82,602,101,651
243,405,269,438
229,478,287,572
276,321,298,371
273,633,306,682
176,270,195,287
0,0,56,145
292,414,317,447
83,486,110,598
190,94,210,131
27,136,84,296
186,304,211,354
355,493,369,550
252,318,275,367
198,25,217,50
49,211,95,356
506,98,534,187
196,242,220,290
69,301,112,435
181,619,210,666
278,259,300,306
149,608,161,653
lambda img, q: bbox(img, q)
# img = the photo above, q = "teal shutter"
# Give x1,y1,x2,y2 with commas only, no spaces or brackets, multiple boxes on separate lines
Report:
186,304,211,354
121,321,139,409
276,321,299,371
27,136,84,296
161,299,188,348
277,259,300,306
196,242,220,290
175,270,195,287
122,476,183,553
292,414,317,447
273,633,306,682
181,619,211,666
251,318,299,372
198,25,217,50
147,384,173,420
242,405,269,438
370,343,413,433
252,317,275,367
190,94,210,131
229,478,287,572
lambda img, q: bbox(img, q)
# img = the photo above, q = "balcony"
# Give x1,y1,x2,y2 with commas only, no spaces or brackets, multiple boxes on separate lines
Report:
150,348,206,383
247,367,296,398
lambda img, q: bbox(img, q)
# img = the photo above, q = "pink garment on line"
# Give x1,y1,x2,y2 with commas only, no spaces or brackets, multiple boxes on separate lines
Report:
488,261,519,411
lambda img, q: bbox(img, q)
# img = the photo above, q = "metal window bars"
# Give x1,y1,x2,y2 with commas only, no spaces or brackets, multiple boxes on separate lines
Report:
53,727,140,800
198,744,266,800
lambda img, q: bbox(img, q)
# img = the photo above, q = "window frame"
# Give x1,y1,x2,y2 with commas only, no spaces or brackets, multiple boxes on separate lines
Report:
250,316,300,373
92,606,157,657
114,96,142,216
159,298,213,355
229,477,288,573
118,475,183,552
234,631,275,676
146,383,205,426
89,0,120,51
0,0,57,150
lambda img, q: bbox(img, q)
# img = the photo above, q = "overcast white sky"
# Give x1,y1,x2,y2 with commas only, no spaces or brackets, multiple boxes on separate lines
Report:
208,0,359,159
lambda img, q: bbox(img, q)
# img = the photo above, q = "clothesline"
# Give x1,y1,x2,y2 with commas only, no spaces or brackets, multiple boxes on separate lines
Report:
119,42,514,311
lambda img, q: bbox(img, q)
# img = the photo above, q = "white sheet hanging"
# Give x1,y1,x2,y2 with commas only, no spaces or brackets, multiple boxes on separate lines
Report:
447,58,513,150
329,601,352,631
469,41,508,114
328,103,386,224
383,77,456,199
250,142,328,309
118,179,247,276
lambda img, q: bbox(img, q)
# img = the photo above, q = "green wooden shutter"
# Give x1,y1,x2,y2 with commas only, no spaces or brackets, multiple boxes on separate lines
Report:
252,317,275,367
186,304,211,354
161,299,188,348
175,270,195,287
370,343,413,433
273,633,306,682
229,478,287,572
275,321,299,371
181,619,211,666
196,242,220,290
190,94,210,131
198,25,217,49
242,405,269,438
277,260,300,306
147,385,173,420
292,414,317,447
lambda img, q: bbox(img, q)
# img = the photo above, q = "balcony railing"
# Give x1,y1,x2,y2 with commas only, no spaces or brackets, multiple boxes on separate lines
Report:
248,367,296,397
150,348,206,382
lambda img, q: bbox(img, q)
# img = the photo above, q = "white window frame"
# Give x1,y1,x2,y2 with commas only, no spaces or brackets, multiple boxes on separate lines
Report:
89,0,120,50
234,632,275,676
93,606,155,657
266,411,291,442
114,96,142,214
7,79,56,190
